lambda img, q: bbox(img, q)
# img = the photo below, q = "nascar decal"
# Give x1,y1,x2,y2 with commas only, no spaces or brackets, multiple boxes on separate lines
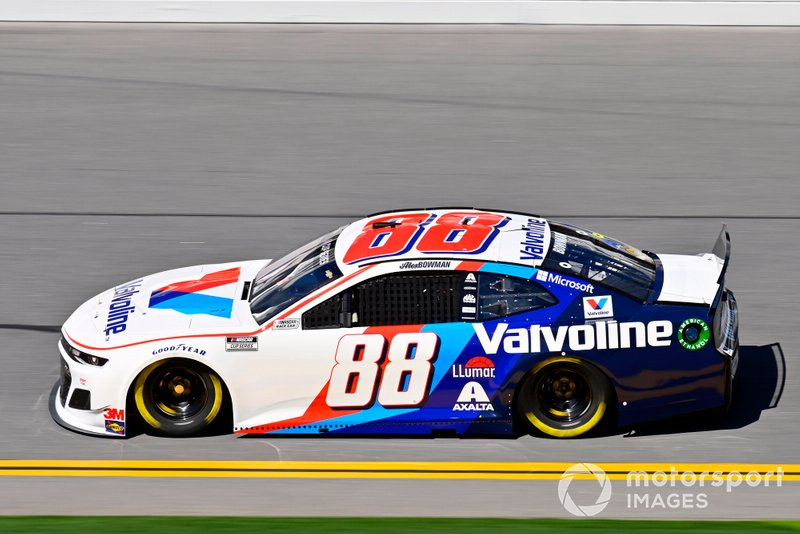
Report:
226,336,258,351
273,319,300,330
149,267,240,318
474,320,673,354
343,211,509,265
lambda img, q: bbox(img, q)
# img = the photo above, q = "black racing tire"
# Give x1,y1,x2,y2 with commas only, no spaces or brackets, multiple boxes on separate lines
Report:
133,359,224,437
517,357,612,438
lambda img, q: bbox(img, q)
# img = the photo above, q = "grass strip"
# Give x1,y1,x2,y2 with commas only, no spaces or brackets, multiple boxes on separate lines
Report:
0,518,799,533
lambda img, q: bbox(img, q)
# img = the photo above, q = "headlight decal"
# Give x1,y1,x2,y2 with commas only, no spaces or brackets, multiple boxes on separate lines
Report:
60,337,108,367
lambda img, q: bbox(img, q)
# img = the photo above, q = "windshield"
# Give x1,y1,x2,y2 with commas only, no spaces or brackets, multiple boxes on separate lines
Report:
542,224,656,301
250,228,345,324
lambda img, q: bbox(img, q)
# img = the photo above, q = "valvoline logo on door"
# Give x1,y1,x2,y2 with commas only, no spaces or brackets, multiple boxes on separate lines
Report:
582,296,614,319
148,267,240,318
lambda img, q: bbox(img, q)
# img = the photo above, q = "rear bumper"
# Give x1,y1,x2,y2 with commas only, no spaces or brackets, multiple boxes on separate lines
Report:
718,289,739,408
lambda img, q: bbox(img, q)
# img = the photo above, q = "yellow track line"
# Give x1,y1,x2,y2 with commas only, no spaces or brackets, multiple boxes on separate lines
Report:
0,460,797,480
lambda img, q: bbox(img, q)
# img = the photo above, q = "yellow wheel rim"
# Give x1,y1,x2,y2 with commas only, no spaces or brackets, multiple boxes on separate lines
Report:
520,356,608,438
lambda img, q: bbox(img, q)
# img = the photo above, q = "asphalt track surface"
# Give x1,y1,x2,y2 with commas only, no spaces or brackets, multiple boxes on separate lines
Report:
0,24,798,518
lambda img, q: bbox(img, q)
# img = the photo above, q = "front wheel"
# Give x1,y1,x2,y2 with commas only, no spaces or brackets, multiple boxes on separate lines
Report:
517,357,611,438
133,359,224,437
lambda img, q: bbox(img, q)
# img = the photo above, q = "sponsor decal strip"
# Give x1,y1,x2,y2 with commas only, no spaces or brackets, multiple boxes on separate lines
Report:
64,265,376,352
0,460,797,480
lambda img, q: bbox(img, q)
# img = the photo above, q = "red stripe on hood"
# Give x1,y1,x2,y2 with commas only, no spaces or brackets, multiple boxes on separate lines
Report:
154,267,240,295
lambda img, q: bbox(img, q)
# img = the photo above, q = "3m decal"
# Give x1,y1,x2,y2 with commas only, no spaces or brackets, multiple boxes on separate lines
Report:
474,321,672,355
453,381,494,412
103,408,125,420
343,211,509,265
326,333,437,408
583,296,614,319
677,318,711,351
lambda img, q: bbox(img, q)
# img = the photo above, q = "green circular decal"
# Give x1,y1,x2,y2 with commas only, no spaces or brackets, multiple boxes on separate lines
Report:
677,318,711,350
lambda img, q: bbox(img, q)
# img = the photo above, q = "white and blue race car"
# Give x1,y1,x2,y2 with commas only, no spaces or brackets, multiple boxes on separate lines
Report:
52,208,738,439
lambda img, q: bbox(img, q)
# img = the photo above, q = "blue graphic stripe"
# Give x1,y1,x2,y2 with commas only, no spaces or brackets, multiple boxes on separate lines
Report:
148,291,234,319
478,262,538,280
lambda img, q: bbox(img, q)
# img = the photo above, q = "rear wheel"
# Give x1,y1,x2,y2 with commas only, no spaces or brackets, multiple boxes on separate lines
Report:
517,357,611,438
134,359,224,437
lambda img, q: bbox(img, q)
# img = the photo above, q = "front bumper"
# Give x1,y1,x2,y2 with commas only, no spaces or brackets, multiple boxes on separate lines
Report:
49,382,123,438
50,339,128,438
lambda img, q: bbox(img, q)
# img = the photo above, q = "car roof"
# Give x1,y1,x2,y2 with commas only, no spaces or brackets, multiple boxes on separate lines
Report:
334,208,551,274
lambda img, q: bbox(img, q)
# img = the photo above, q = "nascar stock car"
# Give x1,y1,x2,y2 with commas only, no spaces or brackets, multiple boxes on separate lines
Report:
51,208,739,439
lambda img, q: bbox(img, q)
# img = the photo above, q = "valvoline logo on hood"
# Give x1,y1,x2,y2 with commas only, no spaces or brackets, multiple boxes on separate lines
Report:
148,267,241,318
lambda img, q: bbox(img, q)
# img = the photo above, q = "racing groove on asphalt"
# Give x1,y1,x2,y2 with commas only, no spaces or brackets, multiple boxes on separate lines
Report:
0,24,798,517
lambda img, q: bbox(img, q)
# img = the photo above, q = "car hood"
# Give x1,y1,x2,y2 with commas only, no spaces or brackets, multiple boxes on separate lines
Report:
63,259,270,349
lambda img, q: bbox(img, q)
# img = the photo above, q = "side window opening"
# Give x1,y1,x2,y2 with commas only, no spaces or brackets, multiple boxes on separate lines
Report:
353,273,460,327
302,272,461,329
477,273,557,322
302,270,557,329
302,293,344,330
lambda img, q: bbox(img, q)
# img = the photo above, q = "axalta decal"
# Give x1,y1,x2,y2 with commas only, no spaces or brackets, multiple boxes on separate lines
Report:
152,344,207,356
536,270,594,294
104,279,143,336
453,381,494,412
519,218,548,261
474,321,673,355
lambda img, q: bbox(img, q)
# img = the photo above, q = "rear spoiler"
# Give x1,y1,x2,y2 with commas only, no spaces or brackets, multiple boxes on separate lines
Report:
709,224,732,313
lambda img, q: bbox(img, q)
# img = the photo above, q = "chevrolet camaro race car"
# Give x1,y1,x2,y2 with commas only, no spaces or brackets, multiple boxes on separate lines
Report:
51,208,739,439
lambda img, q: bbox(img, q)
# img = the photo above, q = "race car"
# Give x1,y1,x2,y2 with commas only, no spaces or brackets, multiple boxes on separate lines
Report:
51,208,739,439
